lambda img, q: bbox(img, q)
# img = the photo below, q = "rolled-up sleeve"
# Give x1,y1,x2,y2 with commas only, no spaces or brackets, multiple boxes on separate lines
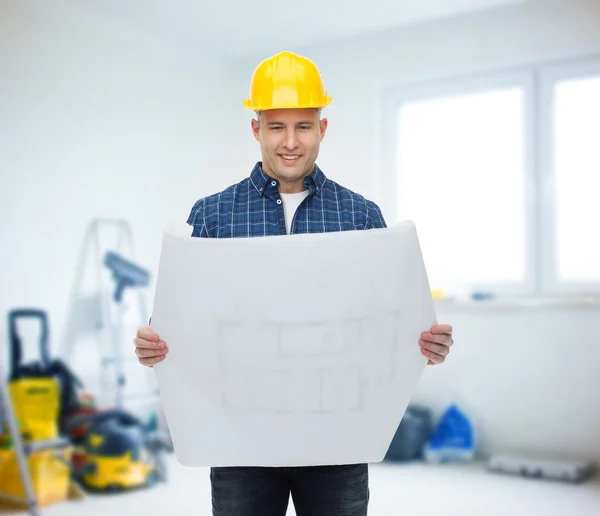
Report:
365,200,387,229
186,198,210,237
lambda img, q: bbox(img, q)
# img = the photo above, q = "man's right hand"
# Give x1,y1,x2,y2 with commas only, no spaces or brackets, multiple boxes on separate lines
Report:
133,325,168,367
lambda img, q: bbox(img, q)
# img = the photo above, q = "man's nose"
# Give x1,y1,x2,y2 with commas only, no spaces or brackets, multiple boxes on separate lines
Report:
283,129,298,150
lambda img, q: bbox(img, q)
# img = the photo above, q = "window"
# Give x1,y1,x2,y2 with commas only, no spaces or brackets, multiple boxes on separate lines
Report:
381,57,600,297
544,72,600,289
396,87,527,292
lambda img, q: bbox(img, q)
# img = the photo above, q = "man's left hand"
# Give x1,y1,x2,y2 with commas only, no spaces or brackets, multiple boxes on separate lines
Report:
419,324,453,365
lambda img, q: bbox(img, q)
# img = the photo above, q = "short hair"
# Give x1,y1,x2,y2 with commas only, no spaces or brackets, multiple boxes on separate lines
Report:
255,108,323,120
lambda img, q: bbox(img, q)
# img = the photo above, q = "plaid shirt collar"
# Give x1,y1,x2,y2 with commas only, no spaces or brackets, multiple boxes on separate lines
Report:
249,161,328,197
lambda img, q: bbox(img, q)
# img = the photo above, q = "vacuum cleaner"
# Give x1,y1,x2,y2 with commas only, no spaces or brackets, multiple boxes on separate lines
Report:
65,409,169,492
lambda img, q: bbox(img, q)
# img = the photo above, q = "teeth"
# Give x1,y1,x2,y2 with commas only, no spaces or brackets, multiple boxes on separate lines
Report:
282,155,299,160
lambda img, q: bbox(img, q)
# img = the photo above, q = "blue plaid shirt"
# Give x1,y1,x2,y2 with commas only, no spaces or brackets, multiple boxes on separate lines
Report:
186,162,387,237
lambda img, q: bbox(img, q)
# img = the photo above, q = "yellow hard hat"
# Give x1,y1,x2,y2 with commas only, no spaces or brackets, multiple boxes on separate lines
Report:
243,51,332,111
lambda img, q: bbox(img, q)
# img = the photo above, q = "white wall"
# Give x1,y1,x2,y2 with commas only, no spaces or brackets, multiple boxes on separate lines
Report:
223,0,600,460
3,0,600,461
0,1,242,410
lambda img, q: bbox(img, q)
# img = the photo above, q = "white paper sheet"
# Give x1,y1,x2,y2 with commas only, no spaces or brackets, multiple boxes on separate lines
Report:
151,221,436,467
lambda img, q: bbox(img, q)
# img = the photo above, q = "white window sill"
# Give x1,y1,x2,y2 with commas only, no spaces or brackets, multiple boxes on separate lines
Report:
433,295,600,311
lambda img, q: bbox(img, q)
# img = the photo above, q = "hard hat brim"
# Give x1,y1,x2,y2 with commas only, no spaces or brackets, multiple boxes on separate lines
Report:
243,96,332,111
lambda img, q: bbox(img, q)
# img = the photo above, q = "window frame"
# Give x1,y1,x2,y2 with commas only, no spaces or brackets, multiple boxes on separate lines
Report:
380,69,538,296
538,56,600,295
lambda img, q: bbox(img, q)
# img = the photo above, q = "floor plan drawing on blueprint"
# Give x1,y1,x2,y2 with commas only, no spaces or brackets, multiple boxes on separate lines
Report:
218,310,403,414
151,221,437,467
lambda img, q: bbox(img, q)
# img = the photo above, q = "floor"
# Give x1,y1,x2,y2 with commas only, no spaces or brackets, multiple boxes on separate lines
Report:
2,456,599,515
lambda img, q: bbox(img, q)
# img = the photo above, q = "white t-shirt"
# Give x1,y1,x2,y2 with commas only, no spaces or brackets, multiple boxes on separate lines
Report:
280,190,310,234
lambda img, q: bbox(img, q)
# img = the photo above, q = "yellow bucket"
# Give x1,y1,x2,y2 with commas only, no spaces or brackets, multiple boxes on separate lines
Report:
0,447,72,507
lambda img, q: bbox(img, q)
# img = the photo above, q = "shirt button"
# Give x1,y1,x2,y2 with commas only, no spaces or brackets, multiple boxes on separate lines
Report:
276,199,282,204
271,181,277,186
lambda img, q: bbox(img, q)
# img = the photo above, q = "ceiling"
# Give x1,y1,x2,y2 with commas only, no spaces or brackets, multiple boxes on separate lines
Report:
55,0,530,59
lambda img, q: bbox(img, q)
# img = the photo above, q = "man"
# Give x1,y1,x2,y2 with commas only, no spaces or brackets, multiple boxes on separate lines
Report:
133,51,454,515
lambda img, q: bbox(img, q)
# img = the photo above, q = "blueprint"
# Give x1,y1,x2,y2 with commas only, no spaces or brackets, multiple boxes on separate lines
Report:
151,220,436,467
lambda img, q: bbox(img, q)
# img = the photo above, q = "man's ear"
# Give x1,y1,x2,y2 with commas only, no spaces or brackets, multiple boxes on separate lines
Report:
251,118,260,142
319,117,328,141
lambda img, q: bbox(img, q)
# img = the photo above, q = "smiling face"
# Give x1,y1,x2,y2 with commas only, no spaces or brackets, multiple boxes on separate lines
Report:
251,108,328,193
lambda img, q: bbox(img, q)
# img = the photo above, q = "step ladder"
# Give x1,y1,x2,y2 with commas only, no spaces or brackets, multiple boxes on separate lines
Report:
60,219,158,412
0,358,39,516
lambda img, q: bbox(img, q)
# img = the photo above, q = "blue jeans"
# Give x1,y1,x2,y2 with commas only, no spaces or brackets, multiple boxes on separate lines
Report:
210,463,369,515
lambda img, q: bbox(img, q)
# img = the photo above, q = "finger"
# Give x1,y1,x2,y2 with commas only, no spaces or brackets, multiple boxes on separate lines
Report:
420,347,445,364
134,336,166,351
137,325,160,342
430,324,452,335
420,332,452,346
419,339,449,356
139,355,166,367
135,346,168,359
